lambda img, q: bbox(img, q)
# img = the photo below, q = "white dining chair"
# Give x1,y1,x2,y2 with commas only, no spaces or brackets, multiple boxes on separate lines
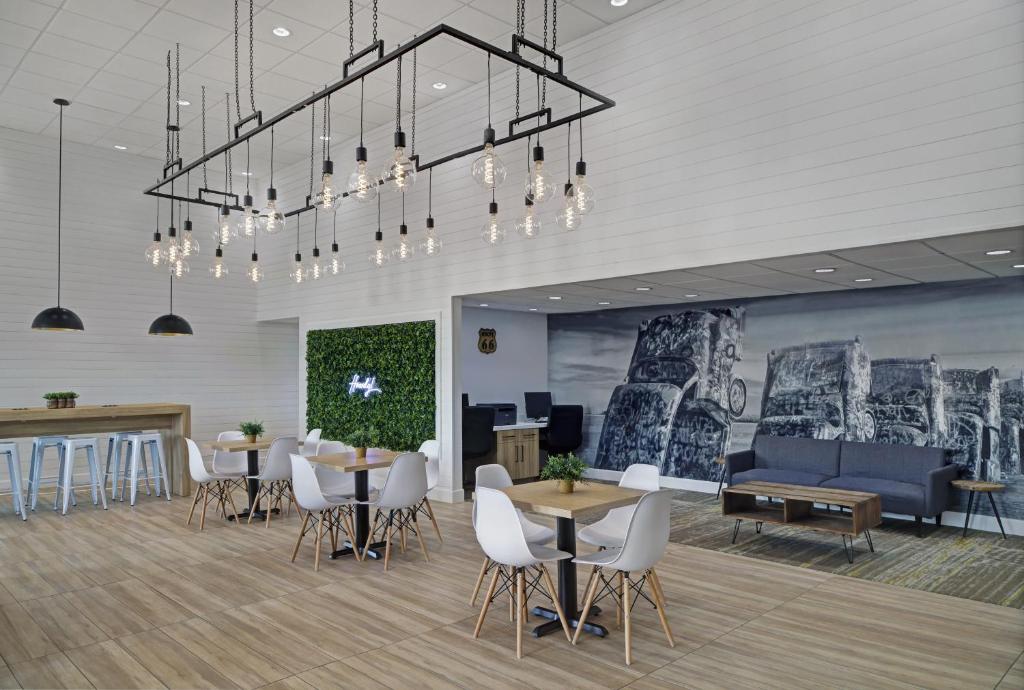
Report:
472,486,572,659
184,438,240,530
300,428,322,457
578,463,661,549
470,464,555,607
211,430,248,494
414,439,443,542
247,436,298,527
360,452,429,571
312,440,357,497
289,453,359,571
572,489,676,665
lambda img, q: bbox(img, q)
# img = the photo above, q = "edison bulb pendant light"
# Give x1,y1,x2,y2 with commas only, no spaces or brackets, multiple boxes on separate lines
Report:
145,231,166,269
348,146,377,203
480,201,507,245
369,230,389,268
236,194,260,237
169,255,190,279
524,144,555,205
556,183,584,231
573,161,595,214
215,204,233,245
515,197,542,239
209,246,228,279
316,159,337,210
165,224,182,264
262,187,285,233
391,223,415,262
307,247,325,280
246,251,263,283
181,219,199,256
329,242,345,274
290,252,306,284
383,130,416,193
420,216,442,256
471,127,507,189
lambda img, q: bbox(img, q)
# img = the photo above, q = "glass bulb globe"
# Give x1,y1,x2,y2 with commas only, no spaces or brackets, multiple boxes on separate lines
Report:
144,237,166,269
369,241,390,268
383,146,417,193
329,246,345,275
471,143,508,189
181,229,199,257
169,257,190,279
480,212,507,245
246,256,263,283
209,254,228,279
525,161,556,205
165,234,182,264
556,189,584,232
392,232,415,262
236,207,259,237
515,204,542,239
316,172,337,210
290,256,306,284
215,208,233,245
574,174,596,214
262,199,286,233
348,160,378,204
307,252,324,280
420,229,442,256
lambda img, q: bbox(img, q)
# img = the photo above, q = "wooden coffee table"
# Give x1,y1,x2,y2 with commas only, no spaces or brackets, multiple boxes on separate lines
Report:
722,481,882,562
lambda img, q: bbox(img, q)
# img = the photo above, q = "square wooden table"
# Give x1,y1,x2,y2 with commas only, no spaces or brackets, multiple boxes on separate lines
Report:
308,449,400,560
501,480,646,638
206,439,273,521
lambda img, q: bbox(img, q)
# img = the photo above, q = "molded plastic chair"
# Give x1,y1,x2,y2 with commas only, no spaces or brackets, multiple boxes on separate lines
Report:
470,464,555,606
360,452,430,571
414,439,443,542
578,464,661,549
247,436,298,526
0,442,27,520
472,486,572,659
572,489,676,665
212,430,248,493
300,428,322,457
290,453,359,571
184,438,240,530
312,440,356,498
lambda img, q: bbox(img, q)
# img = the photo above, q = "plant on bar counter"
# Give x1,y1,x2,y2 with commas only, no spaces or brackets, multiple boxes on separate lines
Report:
540,452,588,494
43,392,60,409
239,420,265,443
344,426,379,458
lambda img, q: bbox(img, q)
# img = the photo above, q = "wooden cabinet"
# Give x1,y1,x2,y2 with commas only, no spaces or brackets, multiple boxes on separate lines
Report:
496,428,540,480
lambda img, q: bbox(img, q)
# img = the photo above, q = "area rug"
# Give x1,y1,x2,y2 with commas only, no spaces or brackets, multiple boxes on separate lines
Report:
664,490,1024,609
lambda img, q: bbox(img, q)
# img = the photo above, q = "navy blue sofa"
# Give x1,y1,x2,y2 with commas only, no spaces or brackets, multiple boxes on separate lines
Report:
725,435,959,536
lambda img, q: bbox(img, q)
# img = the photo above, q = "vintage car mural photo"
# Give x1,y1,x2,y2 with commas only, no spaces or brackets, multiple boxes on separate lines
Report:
869,356,947,447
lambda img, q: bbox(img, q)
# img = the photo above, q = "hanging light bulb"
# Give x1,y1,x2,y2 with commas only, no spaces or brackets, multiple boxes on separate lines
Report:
525,144,555,205
574,160,595,214
383,130,416,193
392,223,414,262
144,230,166,269
421,216,442,256
209,246,228,279
181,219,200,256
215,204,233,245
165,223,182,264
306,247,324,280
556,183,584,231
369,230,390,267
515,196,542,239
169,255,190,279
329,241,345,274
348,146,377,203
480,199,507,246
236,194,260,236
289,251,305,283
246,251,263,283
262,187,285,233
316,159,337,210
471,127,507,189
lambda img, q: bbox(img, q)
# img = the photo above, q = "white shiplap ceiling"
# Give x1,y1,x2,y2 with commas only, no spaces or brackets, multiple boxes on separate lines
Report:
464,227,1024,312
0,0,657,167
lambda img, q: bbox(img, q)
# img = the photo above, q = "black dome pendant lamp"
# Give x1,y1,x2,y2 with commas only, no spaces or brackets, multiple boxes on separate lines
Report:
32,98,85,332
149,273,193,336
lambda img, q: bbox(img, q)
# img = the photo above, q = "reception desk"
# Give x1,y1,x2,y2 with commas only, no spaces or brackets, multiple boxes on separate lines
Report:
492,421,547,481
0,403,192,496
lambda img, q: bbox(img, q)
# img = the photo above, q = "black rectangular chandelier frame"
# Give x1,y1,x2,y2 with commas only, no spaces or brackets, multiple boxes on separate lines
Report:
143,24,615,218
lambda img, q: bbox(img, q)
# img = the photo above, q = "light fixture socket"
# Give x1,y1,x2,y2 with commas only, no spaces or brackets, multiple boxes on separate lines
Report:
215,246,223,258
219,204,230,217
266,187,277,201
375,230,383,242
483,127,496,146
331,241,339,252
394,130,406,149
426,216,435,229
152,231,162,242
563,182,573,195
322,159,333,175
399,223,408,236
489,201,498,215
243,194,254,208
183,219,193,231
167,225,177,238
251,251,259,262
576,160,587,176
524,196,534,208
355,146,367,163
533,145,544,162
294,252,302,262
312,247,320,258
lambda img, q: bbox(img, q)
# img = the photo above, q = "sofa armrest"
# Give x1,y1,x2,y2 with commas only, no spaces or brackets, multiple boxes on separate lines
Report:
724,449,755,486
925,463,960,517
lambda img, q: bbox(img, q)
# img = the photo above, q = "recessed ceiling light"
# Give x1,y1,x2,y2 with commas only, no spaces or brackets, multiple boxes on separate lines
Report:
528,307,539,311
597,301,611,305
611,0,629,6
432,81,447,90
813,267,836,273
272,26,290,37
479,303,488,307
985,249,1012,256
113,145,127,150
854,277,873,283
548,296,562,300
635,286,652,291
176,99,190,106
1013,264,1024,269
685,293,699,298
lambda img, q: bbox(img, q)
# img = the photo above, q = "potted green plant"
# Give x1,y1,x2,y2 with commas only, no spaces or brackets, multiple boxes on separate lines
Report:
540,452,588,494
239,420,265,444
43,392,59,409
64,392,79,409
345,427,378,459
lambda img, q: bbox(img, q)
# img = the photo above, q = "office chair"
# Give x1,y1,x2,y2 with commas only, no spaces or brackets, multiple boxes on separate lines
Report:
540,405,584,456
462,405,496,489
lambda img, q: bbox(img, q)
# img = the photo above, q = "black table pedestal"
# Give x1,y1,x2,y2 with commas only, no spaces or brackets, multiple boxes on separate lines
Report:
227,448,278,521
331,468,385,559
531,516,608,638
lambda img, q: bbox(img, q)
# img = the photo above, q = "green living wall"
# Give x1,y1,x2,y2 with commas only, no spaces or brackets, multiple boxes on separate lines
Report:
306,320,435,451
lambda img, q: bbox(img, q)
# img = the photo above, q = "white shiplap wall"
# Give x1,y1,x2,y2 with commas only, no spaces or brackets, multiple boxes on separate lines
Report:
236,0,1022,498
0,127,299,487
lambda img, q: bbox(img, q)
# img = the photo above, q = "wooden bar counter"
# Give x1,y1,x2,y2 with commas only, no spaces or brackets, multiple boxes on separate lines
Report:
0,403,191,496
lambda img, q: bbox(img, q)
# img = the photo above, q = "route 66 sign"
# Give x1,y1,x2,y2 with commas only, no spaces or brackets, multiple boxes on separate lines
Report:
477,328,497,354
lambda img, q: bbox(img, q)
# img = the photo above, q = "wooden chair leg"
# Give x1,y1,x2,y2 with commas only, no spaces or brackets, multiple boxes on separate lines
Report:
648,568,675,648
186,483,202,526
539,565,572,642
339,508,361,562
313,512,324,572
291,511,310,562
361,511,380,559
247,484,260,524
199,484,209,530
383,511,394,571
470,557,490,605
265,482,274,528
223,482,241,523
616,571,624,629
423,498,443,542
473,566,502,638
515,568,525,659
623,571,632,666
411,509,430,562
328,509,338,552
572,566,601,645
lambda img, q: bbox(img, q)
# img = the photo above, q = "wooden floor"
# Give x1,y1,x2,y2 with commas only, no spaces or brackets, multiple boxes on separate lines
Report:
0,492,1021,690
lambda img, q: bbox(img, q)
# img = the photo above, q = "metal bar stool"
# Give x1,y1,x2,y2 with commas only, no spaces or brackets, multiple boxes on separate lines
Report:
55,437,107,515
27,435,66,511
104,431,144,500
0,442,27,520
121,433,171,506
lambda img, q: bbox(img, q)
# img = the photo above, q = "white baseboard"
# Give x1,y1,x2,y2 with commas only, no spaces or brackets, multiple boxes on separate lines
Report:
582,468,1022,537
429,486,465,503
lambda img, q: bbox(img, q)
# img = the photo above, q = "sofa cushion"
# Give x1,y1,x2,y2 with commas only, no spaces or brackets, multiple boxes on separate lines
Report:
732,468,832,488
752,435,841,476
839,440,947,484
820,476,925,515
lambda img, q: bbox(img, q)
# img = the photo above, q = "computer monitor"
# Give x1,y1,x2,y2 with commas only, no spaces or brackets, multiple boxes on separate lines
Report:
524,392,552,420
